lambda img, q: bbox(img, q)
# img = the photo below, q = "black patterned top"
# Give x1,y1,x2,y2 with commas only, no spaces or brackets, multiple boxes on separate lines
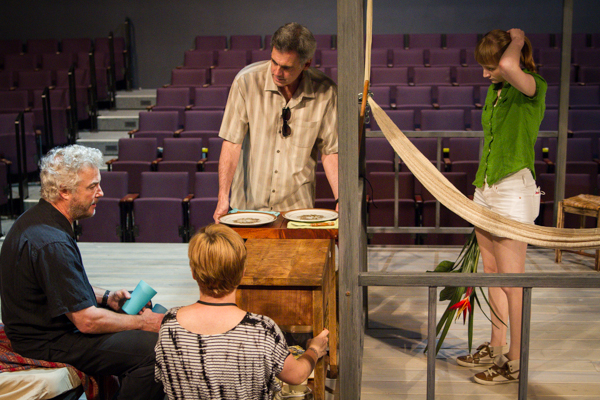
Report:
155,307,290,399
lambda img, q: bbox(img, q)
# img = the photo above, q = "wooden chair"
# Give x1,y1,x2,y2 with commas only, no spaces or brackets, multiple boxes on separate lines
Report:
555,194,600,271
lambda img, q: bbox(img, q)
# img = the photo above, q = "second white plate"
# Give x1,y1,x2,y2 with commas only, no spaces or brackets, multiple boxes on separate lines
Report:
282,209,338,223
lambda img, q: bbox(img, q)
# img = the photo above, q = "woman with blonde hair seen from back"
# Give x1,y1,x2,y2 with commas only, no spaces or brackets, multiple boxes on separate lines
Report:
154,224,329,399
454,29,546,385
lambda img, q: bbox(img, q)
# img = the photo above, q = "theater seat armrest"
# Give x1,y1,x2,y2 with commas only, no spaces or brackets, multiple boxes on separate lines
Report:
152,158,163,166
146,105,155,111
175,129,183,135
443,157,452,166
183,194,194,203
0,158,11,165
415,194,423,204
123,193,139,202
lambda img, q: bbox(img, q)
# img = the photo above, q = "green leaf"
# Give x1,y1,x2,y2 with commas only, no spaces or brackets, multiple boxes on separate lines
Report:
433,260,455,273
438,286,456,301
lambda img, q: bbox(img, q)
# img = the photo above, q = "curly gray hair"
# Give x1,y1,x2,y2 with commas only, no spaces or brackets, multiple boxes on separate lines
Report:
271,22,317,64
39,145,104,202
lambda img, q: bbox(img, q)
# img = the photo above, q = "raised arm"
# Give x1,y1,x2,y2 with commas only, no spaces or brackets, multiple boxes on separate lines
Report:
497,29,536,97
214,140,242,222
277,329,329,385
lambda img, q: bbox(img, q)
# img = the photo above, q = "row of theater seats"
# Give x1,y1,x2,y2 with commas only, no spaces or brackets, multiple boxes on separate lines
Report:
192,33,600,52
0,37,127,86
76,169,336,243
366,170,600,246
371,85,600,111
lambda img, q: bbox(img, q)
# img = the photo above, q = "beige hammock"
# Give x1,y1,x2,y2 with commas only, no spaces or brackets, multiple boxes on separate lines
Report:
368,96,600,250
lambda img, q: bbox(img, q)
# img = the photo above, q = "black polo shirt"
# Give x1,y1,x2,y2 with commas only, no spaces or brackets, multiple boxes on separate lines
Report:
0,199,96,356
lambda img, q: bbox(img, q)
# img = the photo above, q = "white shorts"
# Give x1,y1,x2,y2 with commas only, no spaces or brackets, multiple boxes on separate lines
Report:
473,168,541,225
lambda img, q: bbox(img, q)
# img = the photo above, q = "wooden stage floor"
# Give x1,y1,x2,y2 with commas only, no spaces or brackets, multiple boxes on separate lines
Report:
1,241,599,399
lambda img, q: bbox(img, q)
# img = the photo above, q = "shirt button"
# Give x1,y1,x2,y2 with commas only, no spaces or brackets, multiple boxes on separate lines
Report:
277,150,280,153
274,170,278,173
272,189,276,193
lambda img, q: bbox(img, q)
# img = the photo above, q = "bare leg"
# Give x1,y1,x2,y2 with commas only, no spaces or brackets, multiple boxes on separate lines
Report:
475,227,508,348
492,237,527,361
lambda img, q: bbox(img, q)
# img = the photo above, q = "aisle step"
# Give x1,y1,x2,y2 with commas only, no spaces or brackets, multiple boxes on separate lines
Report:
97,109,140,131
115,89,157,110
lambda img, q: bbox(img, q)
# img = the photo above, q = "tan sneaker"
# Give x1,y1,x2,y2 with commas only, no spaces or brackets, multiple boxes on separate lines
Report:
473,355,519,385
456,342,509,367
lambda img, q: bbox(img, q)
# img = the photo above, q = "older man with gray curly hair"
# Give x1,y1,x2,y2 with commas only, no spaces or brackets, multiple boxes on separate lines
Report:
0,145,165,400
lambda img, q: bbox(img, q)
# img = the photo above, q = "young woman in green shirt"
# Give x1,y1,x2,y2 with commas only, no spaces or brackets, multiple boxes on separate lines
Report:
455,29,547,385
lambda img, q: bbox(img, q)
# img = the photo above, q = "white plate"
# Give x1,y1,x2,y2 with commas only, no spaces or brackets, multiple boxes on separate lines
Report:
282,208,338,223
219,212,277,226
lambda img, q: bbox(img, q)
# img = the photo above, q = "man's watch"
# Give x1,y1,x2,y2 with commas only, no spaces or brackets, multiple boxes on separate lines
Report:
101,290,110,307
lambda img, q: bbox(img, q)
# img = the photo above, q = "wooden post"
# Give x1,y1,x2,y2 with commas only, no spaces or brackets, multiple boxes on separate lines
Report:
338,0,365,398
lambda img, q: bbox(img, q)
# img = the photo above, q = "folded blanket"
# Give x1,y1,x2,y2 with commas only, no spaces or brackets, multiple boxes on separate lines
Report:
0,324,118,399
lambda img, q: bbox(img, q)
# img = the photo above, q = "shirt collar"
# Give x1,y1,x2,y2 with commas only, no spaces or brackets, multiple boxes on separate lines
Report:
263,63,316,106
39,198,76,239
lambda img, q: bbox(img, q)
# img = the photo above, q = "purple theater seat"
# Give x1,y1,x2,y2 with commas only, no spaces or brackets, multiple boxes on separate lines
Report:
169,68,208,92
372,34,404,49
420,109,466,131
189,172,220,233
577,67,600,86
371,49,390,68
182,50,215,69
108,138,158,193
370,67,409,87
16,70,53,103
573,48,600,67
445,34,478,49
0,112,37,173
314,34,335,50
192,86,229,110
0,90,29,114
26,39,59,55
211,68,241,87
180,110,224,148
132,172,189,243
250,49,271,63
129,111,179,147
537,66,576,85
0,160,9,213
367,171,417,245
316,171,335,201
536,48,561,67
157,138,204,193
412,67,453,86
41,53,75,72
455,66,489,86
369,86,392,109
195,36,227,51
525,33,553,49
418,172,471,245
229,35,262,50
365,137,395,174
319,49,337,68
95,37,126,82
391,49,424,67
77,171,129,242
395,85,433,111
215,50,249,68
369,109,415,132
427,48,462,67
0,39,22,57
61,38,92,55
3,54,39,71
435,86,476,111
569,86,600,109
32,88,70,147
407,34,442,49
150,87,193,127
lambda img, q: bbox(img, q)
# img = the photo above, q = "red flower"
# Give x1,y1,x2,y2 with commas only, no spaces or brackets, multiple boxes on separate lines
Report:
449,287,473,324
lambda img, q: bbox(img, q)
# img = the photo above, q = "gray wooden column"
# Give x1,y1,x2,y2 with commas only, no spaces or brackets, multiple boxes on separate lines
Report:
337,0,365,399
554,0,573,223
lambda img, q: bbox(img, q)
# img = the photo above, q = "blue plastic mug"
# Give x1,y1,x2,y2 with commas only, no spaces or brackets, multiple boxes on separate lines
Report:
122,280,157,315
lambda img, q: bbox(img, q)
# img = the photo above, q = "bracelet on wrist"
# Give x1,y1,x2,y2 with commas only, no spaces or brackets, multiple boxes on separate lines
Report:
101,290,110,307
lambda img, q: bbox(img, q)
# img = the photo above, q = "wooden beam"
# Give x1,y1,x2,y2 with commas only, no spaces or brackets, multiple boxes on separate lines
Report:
337,0,365,398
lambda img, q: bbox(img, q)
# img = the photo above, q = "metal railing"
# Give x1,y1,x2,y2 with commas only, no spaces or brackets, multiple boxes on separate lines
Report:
359,271,600,400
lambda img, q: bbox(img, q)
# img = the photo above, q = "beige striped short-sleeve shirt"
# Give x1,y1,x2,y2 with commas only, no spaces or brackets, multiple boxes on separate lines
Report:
219,60,338,212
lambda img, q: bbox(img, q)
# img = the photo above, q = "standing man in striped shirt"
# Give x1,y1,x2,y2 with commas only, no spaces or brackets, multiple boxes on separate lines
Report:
213,22,338,222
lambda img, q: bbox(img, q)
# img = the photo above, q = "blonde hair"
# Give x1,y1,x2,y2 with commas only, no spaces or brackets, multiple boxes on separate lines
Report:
188,224,246,298
475,29,536,73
